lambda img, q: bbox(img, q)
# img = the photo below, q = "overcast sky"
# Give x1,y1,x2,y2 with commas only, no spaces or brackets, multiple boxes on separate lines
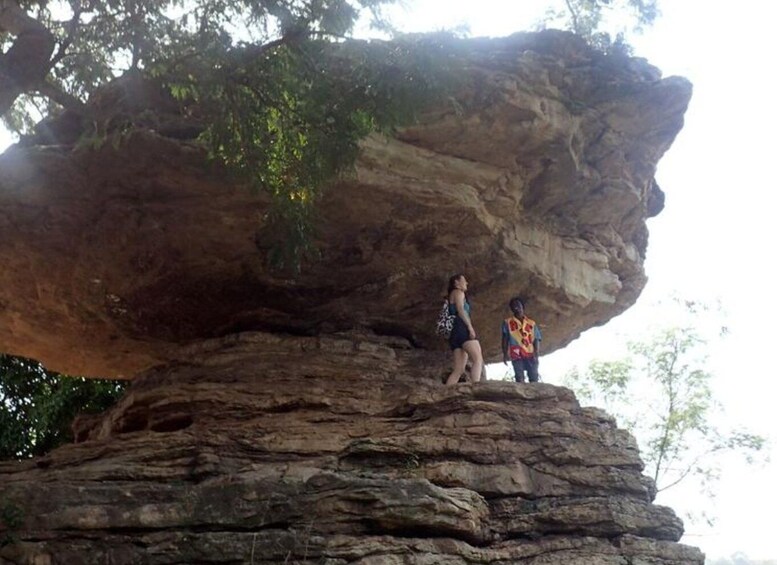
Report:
2,0,775,560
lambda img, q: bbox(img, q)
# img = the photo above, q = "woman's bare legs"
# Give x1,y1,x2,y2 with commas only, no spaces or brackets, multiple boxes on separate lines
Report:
462,340,484,383
446,348,469,385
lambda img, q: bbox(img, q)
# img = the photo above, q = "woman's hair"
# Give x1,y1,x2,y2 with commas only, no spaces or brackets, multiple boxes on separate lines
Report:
447,273,465,297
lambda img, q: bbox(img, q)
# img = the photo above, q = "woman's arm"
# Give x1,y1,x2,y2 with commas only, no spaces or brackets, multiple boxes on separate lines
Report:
452,289,476,338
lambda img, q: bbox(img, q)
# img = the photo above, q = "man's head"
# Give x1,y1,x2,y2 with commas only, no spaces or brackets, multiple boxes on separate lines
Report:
509,297,525,318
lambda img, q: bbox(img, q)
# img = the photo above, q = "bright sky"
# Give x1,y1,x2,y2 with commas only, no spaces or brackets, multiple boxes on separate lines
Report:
2,0,775,560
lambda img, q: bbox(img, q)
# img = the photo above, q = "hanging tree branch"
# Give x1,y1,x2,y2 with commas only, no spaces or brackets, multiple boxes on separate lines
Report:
564,0,582,34
0,0,57,115
35,80,86,113
49,0,86,67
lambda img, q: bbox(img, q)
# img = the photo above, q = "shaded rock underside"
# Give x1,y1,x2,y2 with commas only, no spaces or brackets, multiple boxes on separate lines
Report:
0,31,692,378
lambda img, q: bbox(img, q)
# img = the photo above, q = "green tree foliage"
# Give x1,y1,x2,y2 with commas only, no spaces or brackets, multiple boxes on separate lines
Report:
0,354,125,460
0,499,23,547
542,0,659,52
0,0,461,268
0,0,664,267
563,301,765,519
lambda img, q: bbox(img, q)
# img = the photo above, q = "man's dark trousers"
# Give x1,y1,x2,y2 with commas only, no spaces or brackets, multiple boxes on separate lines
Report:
512,358,539,383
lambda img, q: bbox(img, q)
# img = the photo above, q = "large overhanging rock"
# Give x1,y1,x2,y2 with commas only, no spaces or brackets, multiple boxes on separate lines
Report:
0,31,692,378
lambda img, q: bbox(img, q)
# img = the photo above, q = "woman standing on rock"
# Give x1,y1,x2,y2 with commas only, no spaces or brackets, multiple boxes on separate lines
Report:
445,273,484,385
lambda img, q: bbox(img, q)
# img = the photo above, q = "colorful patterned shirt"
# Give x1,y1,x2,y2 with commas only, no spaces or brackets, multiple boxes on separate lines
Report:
502,316,541,360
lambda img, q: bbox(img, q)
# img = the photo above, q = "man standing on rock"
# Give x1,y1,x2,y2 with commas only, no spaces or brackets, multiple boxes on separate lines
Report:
501,297,541,383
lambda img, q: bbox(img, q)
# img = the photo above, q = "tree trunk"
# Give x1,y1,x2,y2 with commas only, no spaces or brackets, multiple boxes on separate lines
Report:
0,0,56,115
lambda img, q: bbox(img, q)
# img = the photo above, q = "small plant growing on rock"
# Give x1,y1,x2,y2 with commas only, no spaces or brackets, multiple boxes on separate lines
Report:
0,500,23,547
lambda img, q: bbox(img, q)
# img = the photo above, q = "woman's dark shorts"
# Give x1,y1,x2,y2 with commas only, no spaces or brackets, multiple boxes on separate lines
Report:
449,318,476,350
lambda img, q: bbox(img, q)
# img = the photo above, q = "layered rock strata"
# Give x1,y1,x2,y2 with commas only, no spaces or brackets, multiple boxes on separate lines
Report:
0,31,692,378
0,332,704,564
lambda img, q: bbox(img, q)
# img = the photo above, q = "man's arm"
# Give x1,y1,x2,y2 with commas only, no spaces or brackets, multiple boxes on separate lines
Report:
501,323,509,363
533,325,542,360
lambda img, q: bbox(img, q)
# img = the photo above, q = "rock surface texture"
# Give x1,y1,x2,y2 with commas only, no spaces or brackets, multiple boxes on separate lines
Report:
0,31,692,378
0,332,704,564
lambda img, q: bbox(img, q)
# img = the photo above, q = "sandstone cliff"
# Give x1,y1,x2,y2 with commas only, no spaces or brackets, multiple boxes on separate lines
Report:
0,31,691,378
0,332,704,564
0,29,698,564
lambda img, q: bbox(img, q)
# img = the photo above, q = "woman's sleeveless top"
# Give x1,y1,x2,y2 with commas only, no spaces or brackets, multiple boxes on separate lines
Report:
449,298,471,317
